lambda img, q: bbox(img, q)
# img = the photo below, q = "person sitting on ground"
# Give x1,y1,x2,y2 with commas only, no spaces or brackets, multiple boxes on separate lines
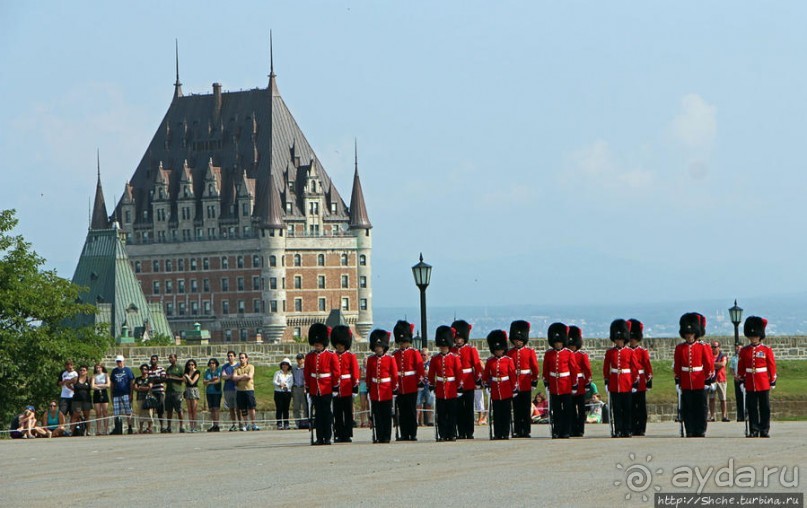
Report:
586,393,604,424
41,400,67,437
11,406,50,439
531,393,549,424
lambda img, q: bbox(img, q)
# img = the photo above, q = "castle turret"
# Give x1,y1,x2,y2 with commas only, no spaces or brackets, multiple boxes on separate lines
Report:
349,141,373,339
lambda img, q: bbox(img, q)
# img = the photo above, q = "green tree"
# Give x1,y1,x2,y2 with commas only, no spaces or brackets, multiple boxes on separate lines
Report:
0,210,112,426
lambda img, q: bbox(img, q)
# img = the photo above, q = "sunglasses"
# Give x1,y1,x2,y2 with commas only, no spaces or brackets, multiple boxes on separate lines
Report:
49,404,57,407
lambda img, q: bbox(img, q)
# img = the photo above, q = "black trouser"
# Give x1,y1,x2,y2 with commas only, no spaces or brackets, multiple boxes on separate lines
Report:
273,391,292,428
397,392,418,440
610,391,632,436
681,389,707,437
549,392,573,438
512,391,532,437
491,398,512,439
371,399,392,442
746,390,770,435
311,395,333,443
436,398,458,440
333,395,354,440
632,391,647,435
572,393,587,437
734,380,745,421
456,390,475,438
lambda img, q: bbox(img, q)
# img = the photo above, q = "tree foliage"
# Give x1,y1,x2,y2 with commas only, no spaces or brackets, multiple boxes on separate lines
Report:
0,210,112,425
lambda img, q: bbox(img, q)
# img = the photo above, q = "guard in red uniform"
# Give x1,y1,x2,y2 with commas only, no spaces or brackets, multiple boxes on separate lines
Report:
366,329,398,443
738,316,777,438
392,320,424,441
542,323,580,439
507,320,539,438
304,323,341,445
483,330,516,440
332,325,359,443
628,318,653,436
604,319,639,438
673,312,715,438
568,326,591,437
450,319,483,439
428,325,462,442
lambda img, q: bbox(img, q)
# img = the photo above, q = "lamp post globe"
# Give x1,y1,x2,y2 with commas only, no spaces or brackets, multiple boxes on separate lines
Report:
412,253,432,349
729,299,743,347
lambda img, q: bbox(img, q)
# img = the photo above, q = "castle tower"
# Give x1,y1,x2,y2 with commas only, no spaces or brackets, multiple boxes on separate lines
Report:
349,141,373,339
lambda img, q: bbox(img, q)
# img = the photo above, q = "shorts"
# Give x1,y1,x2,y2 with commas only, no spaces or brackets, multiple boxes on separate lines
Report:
112,395,132,416
93,389,109,404
417,388,433,406
236,390,256,411
73,399,93,412
165,392,183,412
474,389,485,411
223,390,237,410
135,399,152,418
711,382,727,401
10,430,24,439
59,397,73,415
206,392,222,409
184,387,200,400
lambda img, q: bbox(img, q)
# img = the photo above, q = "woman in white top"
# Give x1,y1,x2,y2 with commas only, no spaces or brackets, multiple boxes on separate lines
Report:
91,364,110,435
273,358,294,430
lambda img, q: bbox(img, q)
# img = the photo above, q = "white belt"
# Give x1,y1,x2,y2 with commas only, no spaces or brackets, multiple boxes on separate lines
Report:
340,374,351,379
746,367,767,373
310,373,331,378
518,369,532,375
400,370,416,376
372,377,391,383
610,368,631,374
492,376,510,382
435,376,456,383
638,369,645,374
549,371,570,378
681,366,703,372
461,368,473,373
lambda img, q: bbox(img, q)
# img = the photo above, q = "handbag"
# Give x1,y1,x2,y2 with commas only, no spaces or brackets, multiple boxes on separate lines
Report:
143,393,158,409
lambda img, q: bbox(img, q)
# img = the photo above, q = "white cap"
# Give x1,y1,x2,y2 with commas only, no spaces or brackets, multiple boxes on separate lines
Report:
115,354,125,362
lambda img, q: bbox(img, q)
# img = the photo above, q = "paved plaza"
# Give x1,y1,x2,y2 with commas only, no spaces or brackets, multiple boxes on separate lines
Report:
2,421,805,507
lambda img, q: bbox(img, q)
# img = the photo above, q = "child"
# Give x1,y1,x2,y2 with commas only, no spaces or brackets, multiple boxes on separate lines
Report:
482,330,516,439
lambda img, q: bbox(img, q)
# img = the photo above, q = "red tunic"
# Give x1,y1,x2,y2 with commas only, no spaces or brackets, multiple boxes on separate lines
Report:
542,348,580,396
737,343,777,392
506,346,540,392
450,343,484,391
603,346,639,393
483,355,517,401
304,349,341,396
572,350,592,396
631,345,653,392
427,352,462,400
392,346,425,395
336,351,360,397
365,354,398,402
673,341,715,390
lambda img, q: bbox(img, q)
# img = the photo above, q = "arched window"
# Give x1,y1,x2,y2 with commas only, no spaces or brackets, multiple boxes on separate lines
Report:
294,254,302,267
341,253,348,266
269,255,277,267
317,254,325,266
359,254,367,266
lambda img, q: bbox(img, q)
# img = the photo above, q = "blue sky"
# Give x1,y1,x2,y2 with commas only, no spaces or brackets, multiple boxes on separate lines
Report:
2,2,806,310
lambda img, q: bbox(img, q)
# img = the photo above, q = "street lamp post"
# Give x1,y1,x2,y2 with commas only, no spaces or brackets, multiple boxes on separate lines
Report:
729,299,743,347
411,253,432,350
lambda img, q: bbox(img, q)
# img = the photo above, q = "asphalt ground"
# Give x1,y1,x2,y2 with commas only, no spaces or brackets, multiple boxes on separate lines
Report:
2,421,805,507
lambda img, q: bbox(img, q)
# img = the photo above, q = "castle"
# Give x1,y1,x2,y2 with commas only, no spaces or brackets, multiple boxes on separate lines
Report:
83,42,373,343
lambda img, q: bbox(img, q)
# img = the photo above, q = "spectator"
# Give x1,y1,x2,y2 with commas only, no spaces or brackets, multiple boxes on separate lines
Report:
41,400,67,437
730,344,744,421
273,358,293,430
110,355,135,435
586,393,604,424
358,363,369,428
233,352,259,431
147,355,167,433
164,353,185,433
291,353,309,429
91,363,110,436
10,406,49,439
221,351,243,432
184,359,201,432
475,386,487,425
531,393,549,424
417,348,434,426
58,360,78,430
203,358,222,432
133,364,153,434
709,341,729,422
71,365,93,436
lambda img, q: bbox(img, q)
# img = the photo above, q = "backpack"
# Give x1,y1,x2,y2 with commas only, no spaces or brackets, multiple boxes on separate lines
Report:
73,416,87,437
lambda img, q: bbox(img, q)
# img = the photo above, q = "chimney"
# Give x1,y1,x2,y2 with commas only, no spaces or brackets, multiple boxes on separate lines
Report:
212,83,222,124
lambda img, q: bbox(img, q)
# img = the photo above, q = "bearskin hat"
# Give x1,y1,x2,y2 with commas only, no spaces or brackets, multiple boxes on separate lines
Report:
628,319,644,341
393,320,415,344
509,320,531,344
547,322,569,347
451,320,472,342
435,325,456,348
331,325,353,350
308,322,330,347
696,313,707,338
568,326,583,349
744,316,768,340
679,312,702,339
369,329,391,352
610,319,630,342
486,330,508,354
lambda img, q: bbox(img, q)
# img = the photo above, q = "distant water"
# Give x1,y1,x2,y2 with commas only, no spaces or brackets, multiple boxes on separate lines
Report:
375,294,807,339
